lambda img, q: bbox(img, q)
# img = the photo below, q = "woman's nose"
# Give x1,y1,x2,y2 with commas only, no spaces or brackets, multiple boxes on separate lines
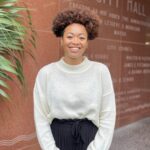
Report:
72,37,80,44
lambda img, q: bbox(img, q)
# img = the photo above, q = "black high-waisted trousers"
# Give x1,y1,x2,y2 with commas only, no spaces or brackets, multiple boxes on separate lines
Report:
50,118,98,150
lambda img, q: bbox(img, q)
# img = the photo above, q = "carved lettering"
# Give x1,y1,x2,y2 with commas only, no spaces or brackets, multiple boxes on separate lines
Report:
127,0,146,16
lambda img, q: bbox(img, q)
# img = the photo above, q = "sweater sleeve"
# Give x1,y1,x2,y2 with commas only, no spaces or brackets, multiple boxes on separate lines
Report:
33,68,60,150
87,65,116,150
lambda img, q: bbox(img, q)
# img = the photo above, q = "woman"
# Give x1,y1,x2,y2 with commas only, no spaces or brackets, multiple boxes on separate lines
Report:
34,8,116,150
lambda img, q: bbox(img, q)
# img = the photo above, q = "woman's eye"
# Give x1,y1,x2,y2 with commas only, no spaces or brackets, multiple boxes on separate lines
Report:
79,37,86,40
67,36,73,39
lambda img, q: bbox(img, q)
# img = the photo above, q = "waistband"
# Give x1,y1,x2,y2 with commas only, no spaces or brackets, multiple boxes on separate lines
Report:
52,118,89,124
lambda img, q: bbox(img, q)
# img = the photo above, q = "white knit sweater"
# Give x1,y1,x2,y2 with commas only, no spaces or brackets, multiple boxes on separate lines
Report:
33,56,116,150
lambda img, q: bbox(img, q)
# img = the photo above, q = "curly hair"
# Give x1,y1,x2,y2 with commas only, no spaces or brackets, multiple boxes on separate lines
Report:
52,8,100,40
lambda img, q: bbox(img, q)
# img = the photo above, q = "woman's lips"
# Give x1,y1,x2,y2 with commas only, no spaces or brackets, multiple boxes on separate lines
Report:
69,47,80,53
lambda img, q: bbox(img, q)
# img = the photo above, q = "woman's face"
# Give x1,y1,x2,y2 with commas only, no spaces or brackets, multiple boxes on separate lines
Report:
61,23,88,64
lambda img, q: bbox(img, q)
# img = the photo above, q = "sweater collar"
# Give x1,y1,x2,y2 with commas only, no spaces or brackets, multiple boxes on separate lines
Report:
56,56,91,73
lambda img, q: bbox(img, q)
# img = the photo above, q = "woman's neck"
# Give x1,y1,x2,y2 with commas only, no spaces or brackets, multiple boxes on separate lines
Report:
63,56,84,65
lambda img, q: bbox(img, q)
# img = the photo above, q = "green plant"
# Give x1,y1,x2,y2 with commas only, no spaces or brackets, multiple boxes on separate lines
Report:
0,0,35,99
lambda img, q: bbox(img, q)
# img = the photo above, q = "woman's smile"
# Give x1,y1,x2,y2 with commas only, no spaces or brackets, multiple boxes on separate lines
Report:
69,47,80,52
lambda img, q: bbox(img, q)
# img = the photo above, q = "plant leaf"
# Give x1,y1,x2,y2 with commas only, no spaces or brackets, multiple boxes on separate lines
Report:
0,55,18,75
0,79,9,88
14,57,24,85
0,89,9,99
0,71,13,80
